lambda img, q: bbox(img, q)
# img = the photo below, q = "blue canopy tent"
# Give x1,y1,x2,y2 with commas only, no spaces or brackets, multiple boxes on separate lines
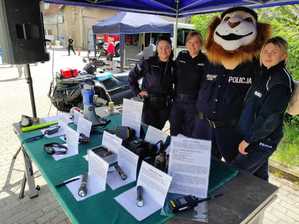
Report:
92,11,173,34
44,0,299,17
92,11,173,71
45,0,299,55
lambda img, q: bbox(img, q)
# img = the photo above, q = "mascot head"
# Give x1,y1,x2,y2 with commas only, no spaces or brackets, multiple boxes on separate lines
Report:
205,7,271,69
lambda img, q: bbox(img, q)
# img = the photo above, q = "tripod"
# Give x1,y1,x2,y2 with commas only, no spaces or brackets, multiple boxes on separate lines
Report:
11,64,40,199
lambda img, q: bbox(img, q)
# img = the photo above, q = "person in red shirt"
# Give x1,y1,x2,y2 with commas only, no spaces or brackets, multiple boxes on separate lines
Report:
106,39,115,70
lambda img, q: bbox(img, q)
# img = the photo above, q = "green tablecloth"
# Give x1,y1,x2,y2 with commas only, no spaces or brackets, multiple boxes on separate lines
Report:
17,114,238,224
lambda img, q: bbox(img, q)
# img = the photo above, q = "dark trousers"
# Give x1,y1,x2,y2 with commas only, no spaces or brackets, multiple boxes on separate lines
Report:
68,46,76,55
211,127,241,162
142,101,170,130
230,141,277,181
170,99,197,137
192,117,212,140
192,119,241,162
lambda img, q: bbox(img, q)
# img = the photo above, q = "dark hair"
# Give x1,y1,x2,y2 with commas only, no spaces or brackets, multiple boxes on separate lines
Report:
186,31,203,45
263,36,288,54
155,35,173,60
156,35,172,46
221,7,257,21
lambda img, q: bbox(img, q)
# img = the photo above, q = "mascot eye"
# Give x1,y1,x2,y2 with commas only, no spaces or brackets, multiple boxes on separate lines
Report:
224,16,230,22
244,17,253,23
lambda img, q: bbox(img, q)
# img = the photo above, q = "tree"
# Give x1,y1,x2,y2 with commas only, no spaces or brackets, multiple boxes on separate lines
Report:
191,6,299,79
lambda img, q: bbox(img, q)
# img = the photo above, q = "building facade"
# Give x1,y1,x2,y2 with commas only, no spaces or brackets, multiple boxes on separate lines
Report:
43,3,117,49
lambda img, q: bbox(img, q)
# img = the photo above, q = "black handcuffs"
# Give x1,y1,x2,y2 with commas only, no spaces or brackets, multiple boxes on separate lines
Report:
44,142,68,155
44,125,60,135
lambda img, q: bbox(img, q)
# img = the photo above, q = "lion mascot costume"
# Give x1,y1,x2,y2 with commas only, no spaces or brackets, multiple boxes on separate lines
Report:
193,7,271,162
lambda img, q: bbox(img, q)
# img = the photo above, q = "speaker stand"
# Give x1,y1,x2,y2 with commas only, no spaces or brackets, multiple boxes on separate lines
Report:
24,64,37,118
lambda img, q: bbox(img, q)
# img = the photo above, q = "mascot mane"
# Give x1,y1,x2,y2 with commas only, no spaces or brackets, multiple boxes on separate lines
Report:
205,16,272,66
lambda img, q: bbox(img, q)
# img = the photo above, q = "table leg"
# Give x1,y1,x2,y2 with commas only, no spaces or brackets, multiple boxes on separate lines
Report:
21,147,39,199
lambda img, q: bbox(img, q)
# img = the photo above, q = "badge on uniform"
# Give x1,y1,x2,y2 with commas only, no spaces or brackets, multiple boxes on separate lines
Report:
206,74,217,81
254,91,262,98
178,60,186,63
259,142,273,149
197,63,204,66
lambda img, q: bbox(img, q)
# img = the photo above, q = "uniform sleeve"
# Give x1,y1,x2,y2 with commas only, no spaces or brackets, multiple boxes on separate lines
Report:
244,85,292,143
128,61,147,96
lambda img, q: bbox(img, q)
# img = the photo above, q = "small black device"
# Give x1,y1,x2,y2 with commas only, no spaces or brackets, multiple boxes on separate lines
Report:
169,195,199,213
44,125,60,135
136,185,144,207
91,146,117,165
78,173,88,197
43,142,68,155
154,140,167,171
79,133,90,144
169,193,224,213
115,126,136,142
22,134,44,143
114,164,127,180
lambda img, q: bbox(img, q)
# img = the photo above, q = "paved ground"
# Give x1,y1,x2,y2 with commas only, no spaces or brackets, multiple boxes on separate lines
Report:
0,50,298,224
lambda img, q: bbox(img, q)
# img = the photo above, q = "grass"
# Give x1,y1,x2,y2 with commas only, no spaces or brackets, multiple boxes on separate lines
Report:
270,123,299,168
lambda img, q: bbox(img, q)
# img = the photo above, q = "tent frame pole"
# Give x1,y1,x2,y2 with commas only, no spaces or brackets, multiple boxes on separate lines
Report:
173,0,179,57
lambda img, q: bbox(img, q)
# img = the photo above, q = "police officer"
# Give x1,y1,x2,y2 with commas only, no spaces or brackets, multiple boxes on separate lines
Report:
231,37,293,181
170,31,207,137
128,36,174,129
193,56,259,163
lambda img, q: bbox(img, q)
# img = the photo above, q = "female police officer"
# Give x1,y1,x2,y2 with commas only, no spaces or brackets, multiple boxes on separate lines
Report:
128,36,174,129
231,37,294,181
170,31,207,137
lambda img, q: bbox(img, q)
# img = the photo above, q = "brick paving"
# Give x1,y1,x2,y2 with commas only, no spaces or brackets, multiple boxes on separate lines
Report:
0,51,298,224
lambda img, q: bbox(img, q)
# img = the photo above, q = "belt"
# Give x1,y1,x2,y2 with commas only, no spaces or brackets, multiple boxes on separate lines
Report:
175,94,196,101
197,112,237,128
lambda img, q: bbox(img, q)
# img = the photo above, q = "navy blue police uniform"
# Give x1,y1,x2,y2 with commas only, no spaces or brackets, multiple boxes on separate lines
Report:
128,56,174,129
193,60,258,162
170,50,207,137
231,61,293,180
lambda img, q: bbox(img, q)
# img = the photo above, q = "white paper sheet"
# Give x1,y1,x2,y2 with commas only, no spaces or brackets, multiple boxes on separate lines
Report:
43,113,72,124
66,150,109,201
122,99,143,138
168,136,211,198
41,120,66,138
66,174,106,201
115,162,172,221
73,110,83,125
145,125,168,145
53,126,79,161
115,186,161,221
88,150,109,189
102,131,122,155
77,116,92,138
107,146,138,190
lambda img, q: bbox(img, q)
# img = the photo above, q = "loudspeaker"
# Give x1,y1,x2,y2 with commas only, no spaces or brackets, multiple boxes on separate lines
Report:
0,0,49,64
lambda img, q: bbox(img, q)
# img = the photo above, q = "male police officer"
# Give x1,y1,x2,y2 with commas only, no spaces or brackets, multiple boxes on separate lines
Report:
170,31,207,137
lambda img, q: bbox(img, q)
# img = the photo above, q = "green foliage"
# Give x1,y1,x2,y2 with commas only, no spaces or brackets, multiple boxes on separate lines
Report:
191,6,299,79
271,123,299,167
192,7,299,167
191,13,217,39
257,5,299,80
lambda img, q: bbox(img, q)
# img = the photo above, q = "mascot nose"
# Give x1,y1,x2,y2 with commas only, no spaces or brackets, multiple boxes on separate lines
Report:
228,21,241,28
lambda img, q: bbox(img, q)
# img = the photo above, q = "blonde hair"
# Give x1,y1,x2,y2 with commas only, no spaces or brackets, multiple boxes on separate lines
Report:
186,31,203,45
263,36,288,55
